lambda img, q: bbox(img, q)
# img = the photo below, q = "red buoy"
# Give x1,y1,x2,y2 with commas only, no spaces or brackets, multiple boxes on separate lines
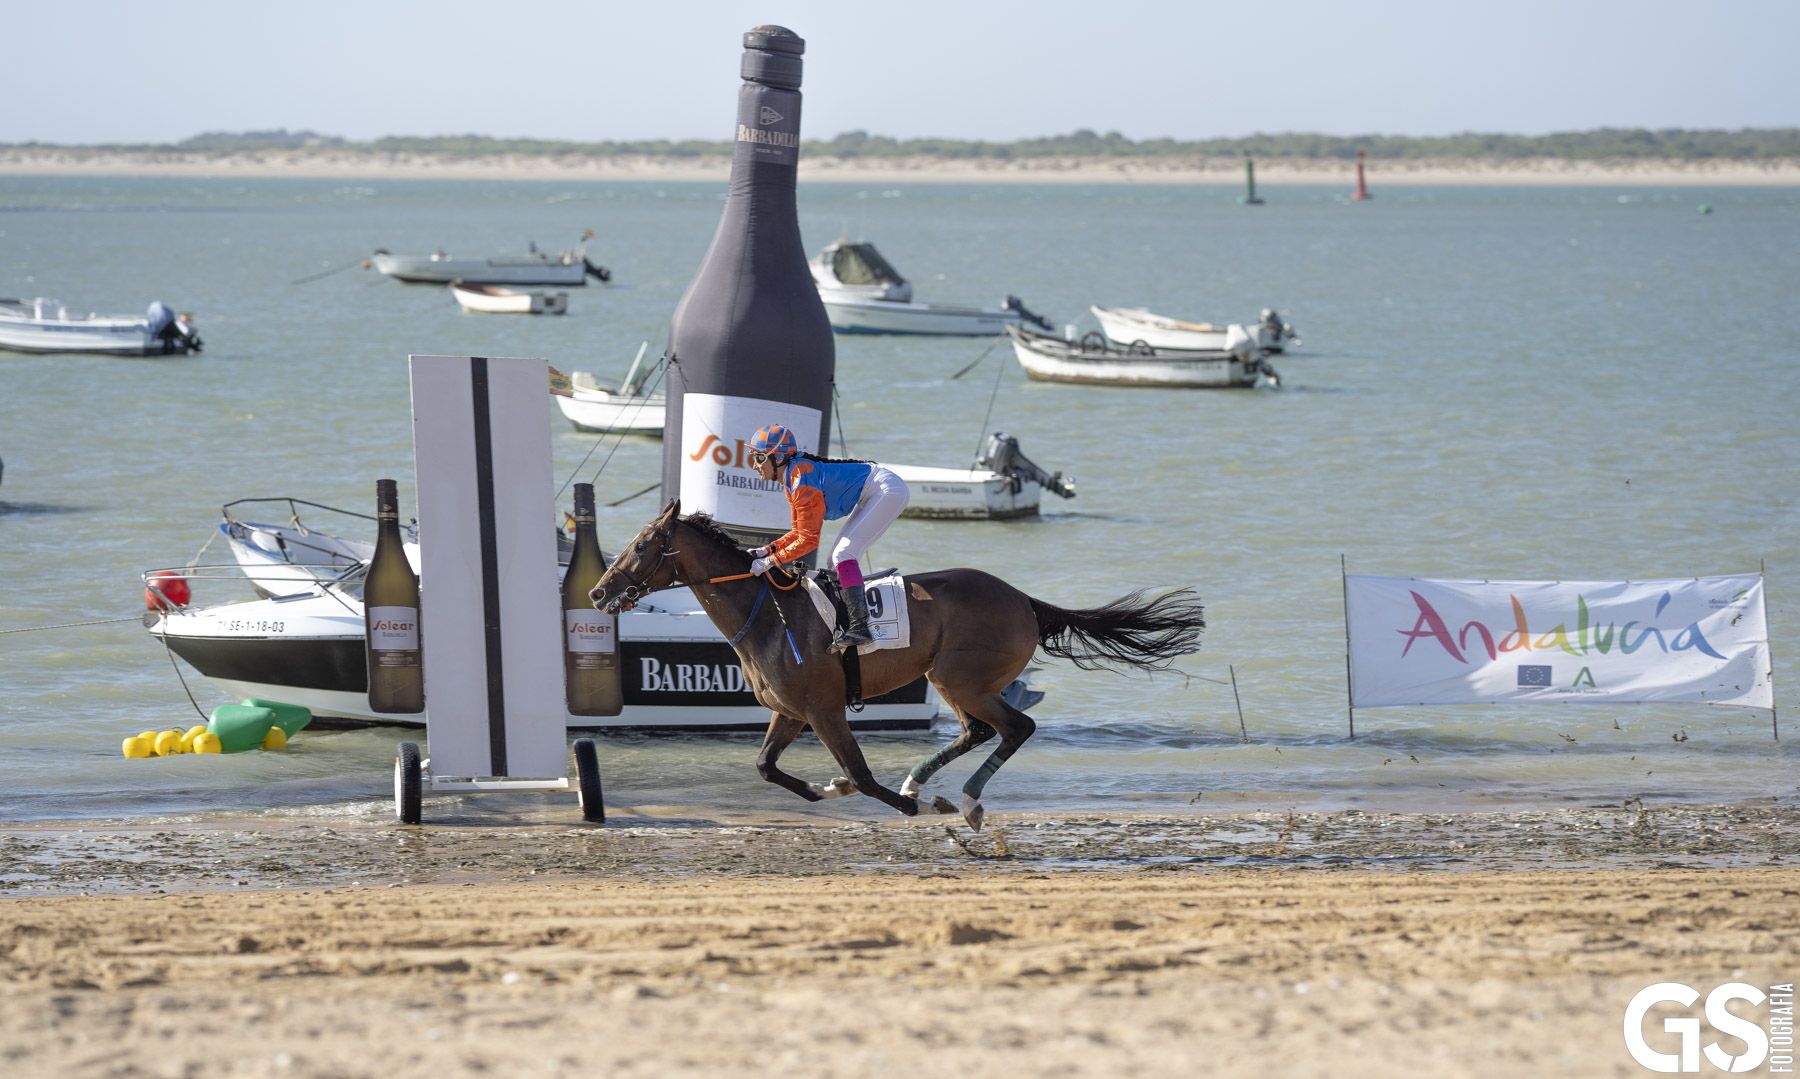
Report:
1351,148,1373,201
145,570,191,610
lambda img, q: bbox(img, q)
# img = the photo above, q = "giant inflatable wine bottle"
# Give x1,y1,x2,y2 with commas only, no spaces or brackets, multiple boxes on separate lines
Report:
660,24,834,557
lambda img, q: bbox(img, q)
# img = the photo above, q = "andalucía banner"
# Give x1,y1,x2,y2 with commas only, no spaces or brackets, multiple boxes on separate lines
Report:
1345,574,1773,709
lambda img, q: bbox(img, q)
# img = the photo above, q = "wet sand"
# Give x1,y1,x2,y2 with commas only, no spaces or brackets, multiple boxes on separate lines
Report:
4,148,1798,186
2,802,1796,1076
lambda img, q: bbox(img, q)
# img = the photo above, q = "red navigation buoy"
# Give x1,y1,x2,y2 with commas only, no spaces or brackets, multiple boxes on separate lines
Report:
1351,148,1373,201
144,570,191,610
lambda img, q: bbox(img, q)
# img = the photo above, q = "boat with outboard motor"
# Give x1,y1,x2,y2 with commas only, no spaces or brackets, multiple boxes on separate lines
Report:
885,432,1075,520
1092,306,1300,354
1007,325,1278,389
371,233,610,286
0,298,202,355
143,497,1044,731
809,240,1051,336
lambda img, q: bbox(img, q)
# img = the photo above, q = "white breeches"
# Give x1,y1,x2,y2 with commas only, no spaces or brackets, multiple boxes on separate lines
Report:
830,467,909,565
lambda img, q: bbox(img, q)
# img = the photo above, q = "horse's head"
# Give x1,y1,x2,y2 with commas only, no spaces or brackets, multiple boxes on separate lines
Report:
589,499,683,614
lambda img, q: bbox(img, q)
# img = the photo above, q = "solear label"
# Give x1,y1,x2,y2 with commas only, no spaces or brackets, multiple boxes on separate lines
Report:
368,606,419,650
566,611,616,654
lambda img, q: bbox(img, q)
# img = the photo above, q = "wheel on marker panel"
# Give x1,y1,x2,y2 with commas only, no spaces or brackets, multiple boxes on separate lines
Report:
395,741,422,825
574,737,604,823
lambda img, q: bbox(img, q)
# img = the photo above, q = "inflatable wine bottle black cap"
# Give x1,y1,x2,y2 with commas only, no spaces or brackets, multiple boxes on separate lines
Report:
741,24,804,89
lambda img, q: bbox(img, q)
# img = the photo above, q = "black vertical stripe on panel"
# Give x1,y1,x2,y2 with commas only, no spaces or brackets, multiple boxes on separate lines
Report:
469,357,508,775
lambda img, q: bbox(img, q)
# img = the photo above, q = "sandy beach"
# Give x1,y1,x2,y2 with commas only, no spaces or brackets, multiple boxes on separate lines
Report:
2,802,1795,1077
4,147,1799,186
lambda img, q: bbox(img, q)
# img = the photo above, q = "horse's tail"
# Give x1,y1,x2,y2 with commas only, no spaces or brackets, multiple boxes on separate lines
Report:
1029,588,1205,672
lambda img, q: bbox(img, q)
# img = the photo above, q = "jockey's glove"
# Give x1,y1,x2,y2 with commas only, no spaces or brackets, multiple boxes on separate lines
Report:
746,545,771,559
749,556,775,576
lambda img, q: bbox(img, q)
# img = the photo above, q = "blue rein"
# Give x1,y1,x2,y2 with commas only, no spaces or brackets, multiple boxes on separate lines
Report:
725,578,804,664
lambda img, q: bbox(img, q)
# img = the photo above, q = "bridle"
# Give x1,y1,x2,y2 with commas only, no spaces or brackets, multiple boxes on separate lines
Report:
597,523,680,608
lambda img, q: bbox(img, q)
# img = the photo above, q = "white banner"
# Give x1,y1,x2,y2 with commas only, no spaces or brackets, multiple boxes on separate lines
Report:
1345,574,1772,709
675,392,820,530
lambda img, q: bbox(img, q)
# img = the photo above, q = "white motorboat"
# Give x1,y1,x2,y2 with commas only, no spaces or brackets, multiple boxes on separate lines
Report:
555,345,666,435
810,240,1050,336
450,281,568,315
1007,325,1278,389
0,298,202,356
143,502,998,731
370,234,609,286
885,433,1075,520
1092,305,1301,354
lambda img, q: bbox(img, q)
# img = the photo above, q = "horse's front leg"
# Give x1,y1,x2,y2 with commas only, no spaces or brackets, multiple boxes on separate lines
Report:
755,712,823,802
807,708,920,817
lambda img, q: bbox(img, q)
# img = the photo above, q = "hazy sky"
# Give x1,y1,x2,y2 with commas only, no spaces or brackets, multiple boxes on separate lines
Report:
7,0,1796,144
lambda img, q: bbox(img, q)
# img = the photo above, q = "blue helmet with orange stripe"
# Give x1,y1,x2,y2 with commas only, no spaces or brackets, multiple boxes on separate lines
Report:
749,423,798,463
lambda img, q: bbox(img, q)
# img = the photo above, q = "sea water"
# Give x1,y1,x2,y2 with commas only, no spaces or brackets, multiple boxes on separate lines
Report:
0,175,1796,823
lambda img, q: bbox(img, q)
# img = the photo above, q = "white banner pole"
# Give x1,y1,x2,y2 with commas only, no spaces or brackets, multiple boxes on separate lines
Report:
1766,560,1779,742
1340,553,1355,740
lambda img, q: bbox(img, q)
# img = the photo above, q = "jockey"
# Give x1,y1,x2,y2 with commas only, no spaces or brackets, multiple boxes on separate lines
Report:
744,422,910,652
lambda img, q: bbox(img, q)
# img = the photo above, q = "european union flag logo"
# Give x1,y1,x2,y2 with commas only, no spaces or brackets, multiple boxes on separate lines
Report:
1517,665,1552,687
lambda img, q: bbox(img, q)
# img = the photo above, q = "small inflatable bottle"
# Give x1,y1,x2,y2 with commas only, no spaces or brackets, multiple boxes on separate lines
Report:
364,478,424,713
660,24,836,560
562,483,622,716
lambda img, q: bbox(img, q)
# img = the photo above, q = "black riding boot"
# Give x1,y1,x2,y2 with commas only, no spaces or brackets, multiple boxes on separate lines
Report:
832,586,875,653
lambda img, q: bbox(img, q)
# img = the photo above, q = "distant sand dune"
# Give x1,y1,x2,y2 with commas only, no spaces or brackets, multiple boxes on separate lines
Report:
4,147,1798,185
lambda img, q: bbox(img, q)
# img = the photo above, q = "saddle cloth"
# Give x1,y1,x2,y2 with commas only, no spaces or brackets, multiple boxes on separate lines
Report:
801,574,911,653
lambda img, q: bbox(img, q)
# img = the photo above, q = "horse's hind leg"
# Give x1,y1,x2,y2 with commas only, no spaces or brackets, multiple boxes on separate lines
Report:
947,694,1037,833
756,712,824,803
900,713,994,811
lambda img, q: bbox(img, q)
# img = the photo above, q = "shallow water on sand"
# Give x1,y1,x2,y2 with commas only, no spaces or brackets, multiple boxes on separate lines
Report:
1,176,1797,822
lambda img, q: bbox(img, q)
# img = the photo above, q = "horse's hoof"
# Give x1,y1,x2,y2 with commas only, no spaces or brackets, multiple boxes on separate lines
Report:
899,774,922,798
961,795,985,833
811,776,856,799
929,796,958,815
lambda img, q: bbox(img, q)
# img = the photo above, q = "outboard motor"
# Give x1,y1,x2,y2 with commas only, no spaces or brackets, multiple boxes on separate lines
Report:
1258,308,1298,351
977,432,1076,501
584,257,612,283
1002,295,1053,332
147,302,202,354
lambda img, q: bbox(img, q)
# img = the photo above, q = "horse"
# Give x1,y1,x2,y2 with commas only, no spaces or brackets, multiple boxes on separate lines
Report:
590,500,1205,831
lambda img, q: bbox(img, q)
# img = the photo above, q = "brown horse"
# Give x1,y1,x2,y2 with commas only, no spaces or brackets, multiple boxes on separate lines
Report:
591,500,1205,830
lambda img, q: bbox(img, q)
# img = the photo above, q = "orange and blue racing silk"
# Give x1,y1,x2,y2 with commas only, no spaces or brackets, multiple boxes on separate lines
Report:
768,457,872,565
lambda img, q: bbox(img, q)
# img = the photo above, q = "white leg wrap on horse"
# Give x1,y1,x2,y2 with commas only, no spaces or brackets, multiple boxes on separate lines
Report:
899,775,922,798
811,776,857,799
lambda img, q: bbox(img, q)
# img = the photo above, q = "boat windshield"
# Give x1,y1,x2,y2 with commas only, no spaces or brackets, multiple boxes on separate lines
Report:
831,243,905,287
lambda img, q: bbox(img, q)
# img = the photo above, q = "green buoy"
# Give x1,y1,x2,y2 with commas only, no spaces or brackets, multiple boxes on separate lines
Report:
1239,151,1264,205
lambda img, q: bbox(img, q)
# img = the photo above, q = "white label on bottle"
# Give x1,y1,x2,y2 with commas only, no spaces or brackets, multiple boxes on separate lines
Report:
368,606,420,650
565,610,616,654
677,392,821,530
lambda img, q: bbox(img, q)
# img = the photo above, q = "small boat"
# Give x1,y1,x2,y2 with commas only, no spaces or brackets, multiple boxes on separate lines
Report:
885,433,1075,521
370,234,609,286
1007,325,1277,389
1092,306,1300,354
810,240,1050,336
450,281,567,315
0,298,202,356
554,344,666,436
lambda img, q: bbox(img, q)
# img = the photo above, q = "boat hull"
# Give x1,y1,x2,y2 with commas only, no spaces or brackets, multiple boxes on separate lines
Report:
1092,306,1296,353
451,283,567,315
1008,329,1266,388
555,390,666,435
820,294,1023,336
884,464,1043,520
373,253,589,286
0,315,198,355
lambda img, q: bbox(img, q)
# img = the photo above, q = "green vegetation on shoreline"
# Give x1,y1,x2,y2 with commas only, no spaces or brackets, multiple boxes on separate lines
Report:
8,127,1800,163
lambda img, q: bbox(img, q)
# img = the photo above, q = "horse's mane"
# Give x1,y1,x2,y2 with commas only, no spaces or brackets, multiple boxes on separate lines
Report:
677,512,746,553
